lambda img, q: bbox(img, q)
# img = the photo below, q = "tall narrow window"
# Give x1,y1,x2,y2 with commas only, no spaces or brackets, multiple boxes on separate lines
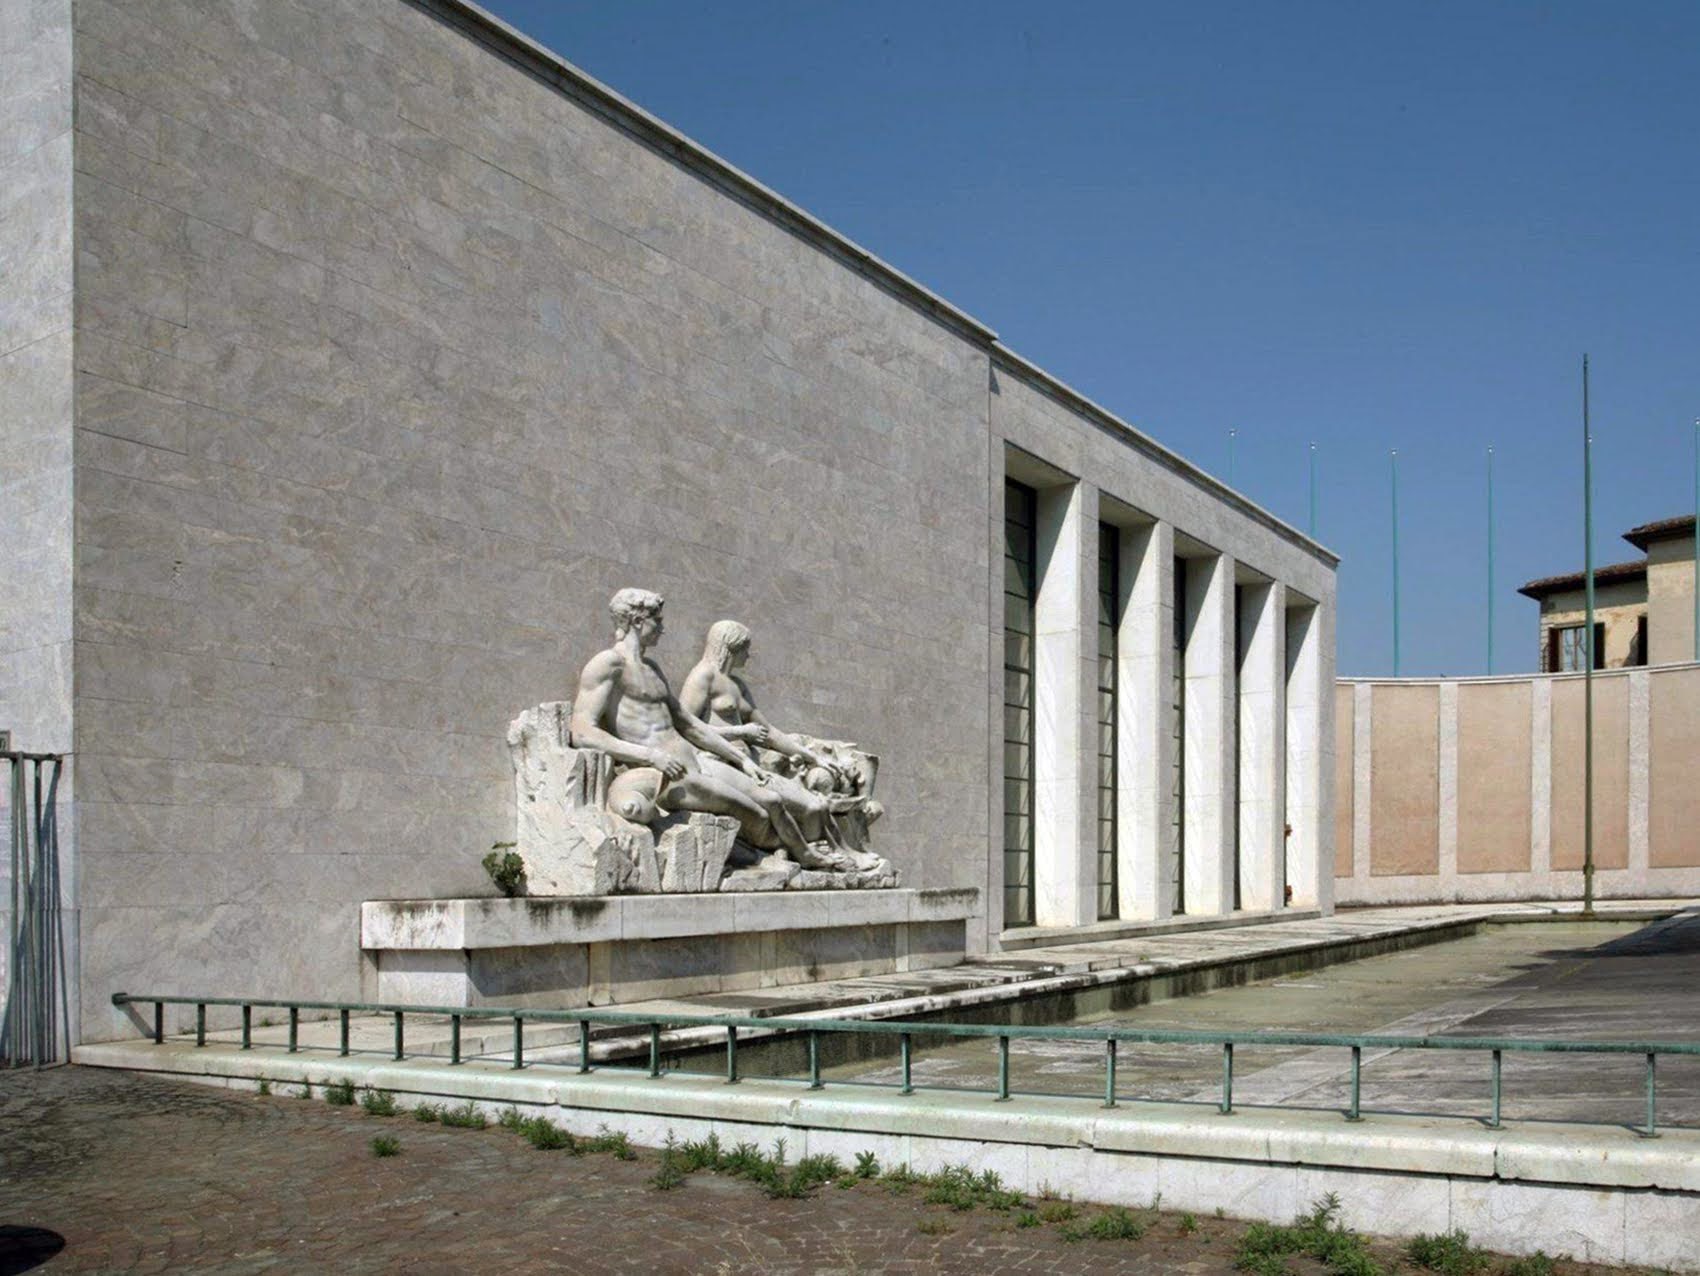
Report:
1003,480,1037,928
1096,524,1121,920
1172,556,1187,914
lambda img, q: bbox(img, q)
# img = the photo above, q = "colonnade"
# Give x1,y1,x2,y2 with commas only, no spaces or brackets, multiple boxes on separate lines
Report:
1000,472,1331,935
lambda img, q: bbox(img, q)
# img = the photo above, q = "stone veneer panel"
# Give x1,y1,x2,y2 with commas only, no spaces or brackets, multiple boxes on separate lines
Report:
1333,684,1355,877
1369,684,1438,877
1457,682,1532,874
1648,666,1700,868
1550,676,1629,870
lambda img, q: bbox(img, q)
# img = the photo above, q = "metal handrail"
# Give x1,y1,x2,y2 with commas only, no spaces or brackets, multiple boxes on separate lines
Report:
113,991,1696,1137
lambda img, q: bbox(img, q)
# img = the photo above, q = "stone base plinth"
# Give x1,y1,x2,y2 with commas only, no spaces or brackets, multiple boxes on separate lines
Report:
360,888,978,1009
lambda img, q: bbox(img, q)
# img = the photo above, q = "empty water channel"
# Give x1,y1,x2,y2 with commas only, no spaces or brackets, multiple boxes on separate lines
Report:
719,915,1700,1129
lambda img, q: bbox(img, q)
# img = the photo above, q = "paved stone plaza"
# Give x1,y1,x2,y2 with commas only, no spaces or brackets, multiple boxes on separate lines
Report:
0,1065,1645,1275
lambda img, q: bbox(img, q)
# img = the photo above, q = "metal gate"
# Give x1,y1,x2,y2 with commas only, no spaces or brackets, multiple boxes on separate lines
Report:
3,748,68,1066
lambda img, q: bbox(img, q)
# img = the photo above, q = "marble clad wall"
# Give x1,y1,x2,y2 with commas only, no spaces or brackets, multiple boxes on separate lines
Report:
1,0,76,1002
47,0,1334,1041
1336,665,1700,905
1368,685,1439,877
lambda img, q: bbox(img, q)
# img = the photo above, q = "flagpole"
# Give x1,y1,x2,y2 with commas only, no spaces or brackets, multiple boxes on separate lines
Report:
1391,449,1401,676
1487,445,1496,674
1582,356,1595,917
1308,442,1317,538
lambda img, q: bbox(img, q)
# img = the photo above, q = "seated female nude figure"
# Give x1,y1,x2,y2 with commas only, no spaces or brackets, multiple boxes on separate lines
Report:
680,620,872,861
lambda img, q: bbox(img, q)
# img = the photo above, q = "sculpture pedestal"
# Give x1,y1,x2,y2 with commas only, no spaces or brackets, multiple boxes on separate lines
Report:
360,887,978,1009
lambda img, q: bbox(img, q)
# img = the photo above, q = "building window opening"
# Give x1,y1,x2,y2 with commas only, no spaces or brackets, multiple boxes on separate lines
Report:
1551,622,1604,672
1003,479,1037,928
1096,523,1120,921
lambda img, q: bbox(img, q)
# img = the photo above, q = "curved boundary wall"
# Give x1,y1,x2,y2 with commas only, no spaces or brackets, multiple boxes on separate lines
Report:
1333,663,1700,906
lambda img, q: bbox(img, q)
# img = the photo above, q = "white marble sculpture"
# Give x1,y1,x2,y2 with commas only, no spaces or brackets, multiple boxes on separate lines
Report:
504,590,896,895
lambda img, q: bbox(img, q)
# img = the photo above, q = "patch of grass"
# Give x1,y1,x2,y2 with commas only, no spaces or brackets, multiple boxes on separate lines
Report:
881,1163,923,1193
1067,1207,1147,1242
1235,1194,1383,1276
520,1116,575,1151
921,1165,1024,1212
1037,1200,1078,1225
1014,1211,1041,1230
833,1174,858,1190
438,1102,487,1129
360,1088,398,1117
916,1217,954,1237
1180,1212,1199,1236
583,1126,634,1160
1498,1255,1555,1276
649,1159,686,1190
413,1104,442,1123
324,1079,356,1106
370,1135,400,1158
255,1077,270,1096
294,1081,312,1100
1407,1230,1489,1276
854,1150,879,1179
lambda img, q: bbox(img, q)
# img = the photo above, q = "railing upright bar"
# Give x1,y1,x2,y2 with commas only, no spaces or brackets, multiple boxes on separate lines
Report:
1489,1049,1502,1129
807,1031,822,1090
194,1004,206,1047
1103,1038,1117,1109
1347,1044,1361,1121
578,1020,590,1074
649,1024,661,1078
450,1014,461,1065
154,1001,164,1045
288,1007,298,1053
241,1004,251,1051
899,1033,913,1095
726,1025,739,1085
513,1016,524,1070
1220,1042,1233,1114
1645,1052,1658,1138
393,1010,404,1061
339,1009,350,1057
995,1035,1010,1102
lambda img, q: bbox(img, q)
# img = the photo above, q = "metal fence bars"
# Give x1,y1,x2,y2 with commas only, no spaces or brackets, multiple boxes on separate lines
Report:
3,753,68,1067
111,993,1699,1138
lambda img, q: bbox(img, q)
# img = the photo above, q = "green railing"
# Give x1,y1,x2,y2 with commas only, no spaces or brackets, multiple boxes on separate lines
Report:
111,992,1699,1138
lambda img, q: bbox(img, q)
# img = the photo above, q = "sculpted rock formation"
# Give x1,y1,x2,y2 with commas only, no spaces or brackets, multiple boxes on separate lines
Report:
504,591,896,895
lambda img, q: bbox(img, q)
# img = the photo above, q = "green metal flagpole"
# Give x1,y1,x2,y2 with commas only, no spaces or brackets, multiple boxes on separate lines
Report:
1228,428,1237,487
1487,446,1495,674
1583,356,1595,917
1391,450,1401,676
1308,442,1317,538
1693,418,1698,661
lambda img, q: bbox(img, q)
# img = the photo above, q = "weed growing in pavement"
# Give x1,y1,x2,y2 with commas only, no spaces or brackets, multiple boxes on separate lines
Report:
1235,1194,1382,1276
294,1081,312,1100
324,1079,356,1106
921,1165,1023,1212
370,1135,400,1158
854,1150,879,1179
1060,1206,1147,1243
1497,1256,1555,1276
359,1088,398,1117
412,1104,441,1123
916,1217,954,1236
1180,1212,1199,1236
1406,1229,1489,1276
1036,1200,1077,1225
255,1077,270,1096
584,1126,634,1159
1014,1211,1041,1229
438,1102,487,1129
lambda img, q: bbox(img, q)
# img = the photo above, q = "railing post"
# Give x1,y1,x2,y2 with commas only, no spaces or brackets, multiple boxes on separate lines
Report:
578,1020,591,1074
1489,1049,1502,1129
1346,1045,1361,1121
995,1035,1010,1102
726,1025,739,1084
1644,1052,1658,1138
450,1014,462,1065
1220,1042,1234,1114
1103,1038,1118,1109
899,1033,913,1095
807,1031,822,1090
339,1009,350,1058
153,1002,164,1045
241,1004,251,1051
393,1010,404,1061
195,1004,206,1047
288,1007,299,1054
512,1016,524,1070
649,1024,661,1079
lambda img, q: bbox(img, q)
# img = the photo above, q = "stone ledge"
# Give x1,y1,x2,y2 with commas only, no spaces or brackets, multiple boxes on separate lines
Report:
361,887,979,951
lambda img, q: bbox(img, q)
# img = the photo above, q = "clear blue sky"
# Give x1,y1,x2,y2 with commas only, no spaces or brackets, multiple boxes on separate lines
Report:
483,1,1699,676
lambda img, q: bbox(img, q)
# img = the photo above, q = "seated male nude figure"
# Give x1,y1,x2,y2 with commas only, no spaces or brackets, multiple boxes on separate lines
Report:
568,588,814,860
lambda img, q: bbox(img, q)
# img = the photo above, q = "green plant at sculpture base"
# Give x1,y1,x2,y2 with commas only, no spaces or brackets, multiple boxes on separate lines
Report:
482,843,525,897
